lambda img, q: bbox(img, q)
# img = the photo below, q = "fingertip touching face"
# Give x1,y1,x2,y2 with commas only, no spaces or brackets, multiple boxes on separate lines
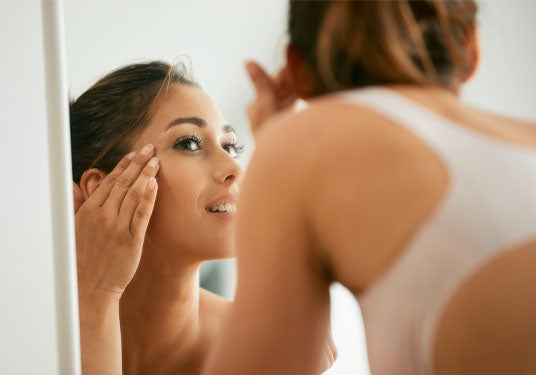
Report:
131,84,244,261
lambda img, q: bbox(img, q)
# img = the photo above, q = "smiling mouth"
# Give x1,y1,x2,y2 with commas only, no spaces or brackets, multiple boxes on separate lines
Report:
206,203,236,213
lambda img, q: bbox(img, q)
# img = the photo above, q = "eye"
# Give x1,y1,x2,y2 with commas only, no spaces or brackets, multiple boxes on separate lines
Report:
173,134,202,152
222,140,245,159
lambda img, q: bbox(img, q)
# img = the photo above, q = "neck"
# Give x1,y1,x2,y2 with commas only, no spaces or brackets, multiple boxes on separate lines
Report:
120,241,205,374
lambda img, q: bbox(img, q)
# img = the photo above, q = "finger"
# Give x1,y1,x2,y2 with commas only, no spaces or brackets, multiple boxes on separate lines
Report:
130,177,158,240
87,151,136,207
117,156,159,229
103,143,155,213
244,60,276,103
73,182,85,214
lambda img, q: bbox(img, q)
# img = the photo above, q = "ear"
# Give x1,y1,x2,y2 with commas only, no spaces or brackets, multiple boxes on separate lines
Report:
79,168,107,200
460,24,480,83
285,44,319,99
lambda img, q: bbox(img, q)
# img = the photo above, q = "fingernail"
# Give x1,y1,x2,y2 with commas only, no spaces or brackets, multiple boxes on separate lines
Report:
148,157,159,168
141,143,154,156
126,152,136,160
147,177,157,190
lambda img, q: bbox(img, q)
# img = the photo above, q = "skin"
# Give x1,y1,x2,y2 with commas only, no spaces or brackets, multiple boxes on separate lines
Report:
203,26,536,374
77,84,242,374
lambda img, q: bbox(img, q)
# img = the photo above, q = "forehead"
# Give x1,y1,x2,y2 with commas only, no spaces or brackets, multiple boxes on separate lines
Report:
148,84,227,133
130,84,231,150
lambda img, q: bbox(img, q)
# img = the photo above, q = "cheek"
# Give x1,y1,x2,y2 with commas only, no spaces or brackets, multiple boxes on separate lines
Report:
146,160,205,240
156,168,201,220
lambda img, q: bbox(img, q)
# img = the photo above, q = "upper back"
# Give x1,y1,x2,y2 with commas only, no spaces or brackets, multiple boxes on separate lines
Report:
291,86,536,374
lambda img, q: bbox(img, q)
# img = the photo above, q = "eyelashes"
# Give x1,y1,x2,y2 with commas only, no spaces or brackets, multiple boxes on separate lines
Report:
173,133,202,151
173,133,245,158
222,139,245,158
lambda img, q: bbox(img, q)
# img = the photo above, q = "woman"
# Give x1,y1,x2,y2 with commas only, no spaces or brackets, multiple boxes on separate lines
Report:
205,1,536,374
73,61,336,374
72,61,243,374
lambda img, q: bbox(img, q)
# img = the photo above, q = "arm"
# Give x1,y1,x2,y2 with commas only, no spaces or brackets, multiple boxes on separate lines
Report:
203,121,332,374
78,294,122,375
75,146,158,374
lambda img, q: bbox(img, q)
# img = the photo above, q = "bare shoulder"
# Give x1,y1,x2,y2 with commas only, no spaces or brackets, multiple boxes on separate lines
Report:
392,85,536,149
254,95,448,195
252,98,414,186
257,95,444,163
470,109,536,149
253,97,450,292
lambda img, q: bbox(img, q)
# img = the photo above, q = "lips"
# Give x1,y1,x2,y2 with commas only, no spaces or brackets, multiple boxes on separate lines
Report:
205,194,237,213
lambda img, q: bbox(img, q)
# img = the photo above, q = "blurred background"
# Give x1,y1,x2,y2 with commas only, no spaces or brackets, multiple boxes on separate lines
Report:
1,0,535,374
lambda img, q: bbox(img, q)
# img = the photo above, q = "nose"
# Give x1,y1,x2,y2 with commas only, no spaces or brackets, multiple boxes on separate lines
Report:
213,149,243,185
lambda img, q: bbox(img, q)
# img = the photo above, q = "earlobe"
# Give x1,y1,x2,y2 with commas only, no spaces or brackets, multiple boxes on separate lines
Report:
79,168,107,200
461,24,480,83
285,44,318,99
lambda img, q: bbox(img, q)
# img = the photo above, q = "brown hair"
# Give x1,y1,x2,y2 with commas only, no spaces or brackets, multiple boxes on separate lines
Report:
288,0,478,94
70,60,199,183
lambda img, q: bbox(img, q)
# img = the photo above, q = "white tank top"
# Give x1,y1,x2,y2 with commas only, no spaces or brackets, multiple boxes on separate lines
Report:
340,87,536,374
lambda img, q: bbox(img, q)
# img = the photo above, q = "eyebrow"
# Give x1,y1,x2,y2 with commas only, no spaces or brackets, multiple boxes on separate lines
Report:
166,116,236,134
222,124,236,134
166,117,207,130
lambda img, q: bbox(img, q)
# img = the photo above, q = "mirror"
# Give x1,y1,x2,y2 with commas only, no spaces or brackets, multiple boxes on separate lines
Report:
63,1,536,374
65,0,288,299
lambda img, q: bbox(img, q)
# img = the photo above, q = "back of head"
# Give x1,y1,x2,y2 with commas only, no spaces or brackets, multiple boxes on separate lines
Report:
288,0,478,95
70,60,198,183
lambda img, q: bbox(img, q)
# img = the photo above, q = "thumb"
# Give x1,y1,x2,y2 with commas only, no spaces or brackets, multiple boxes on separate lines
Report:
244,60,275,100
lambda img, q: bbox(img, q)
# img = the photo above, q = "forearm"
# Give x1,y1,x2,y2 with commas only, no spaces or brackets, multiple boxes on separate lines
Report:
79,295,122,375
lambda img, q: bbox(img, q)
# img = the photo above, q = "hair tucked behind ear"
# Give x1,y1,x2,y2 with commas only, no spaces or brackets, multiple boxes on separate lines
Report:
289,0,477,94
70,60,199,183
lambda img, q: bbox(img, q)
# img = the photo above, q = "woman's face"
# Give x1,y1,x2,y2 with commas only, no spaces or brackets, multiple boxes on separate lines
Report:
131,84,243,261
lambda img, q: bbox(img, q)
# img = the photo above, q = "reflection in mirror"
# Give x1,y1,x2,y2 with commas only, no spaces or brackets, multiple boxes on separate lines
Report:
64,1,536,375
65,2,291,374
72,60,246,374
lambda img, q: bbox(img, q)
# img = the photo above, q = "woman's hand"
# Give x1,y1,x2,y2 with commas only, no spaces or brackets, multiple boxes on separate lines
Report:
244,60,298,137
75,145,159,302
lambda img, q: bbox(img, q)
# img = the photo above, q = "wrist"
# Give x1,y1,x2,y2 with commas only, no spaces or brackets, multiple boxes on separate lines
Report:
78,292,120,331
78,289,121,317
78,283,124,303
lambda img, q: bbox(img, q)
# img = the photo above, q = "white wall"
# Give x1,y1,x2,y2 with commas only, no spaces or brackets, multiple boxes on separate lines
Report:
463,0,536,121
0,1,59,374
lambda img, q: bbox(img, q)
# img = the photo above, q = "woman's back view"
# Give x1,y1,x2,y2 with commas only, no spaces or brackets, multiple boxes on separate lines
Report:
204,2,536,374
334,86,536,374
